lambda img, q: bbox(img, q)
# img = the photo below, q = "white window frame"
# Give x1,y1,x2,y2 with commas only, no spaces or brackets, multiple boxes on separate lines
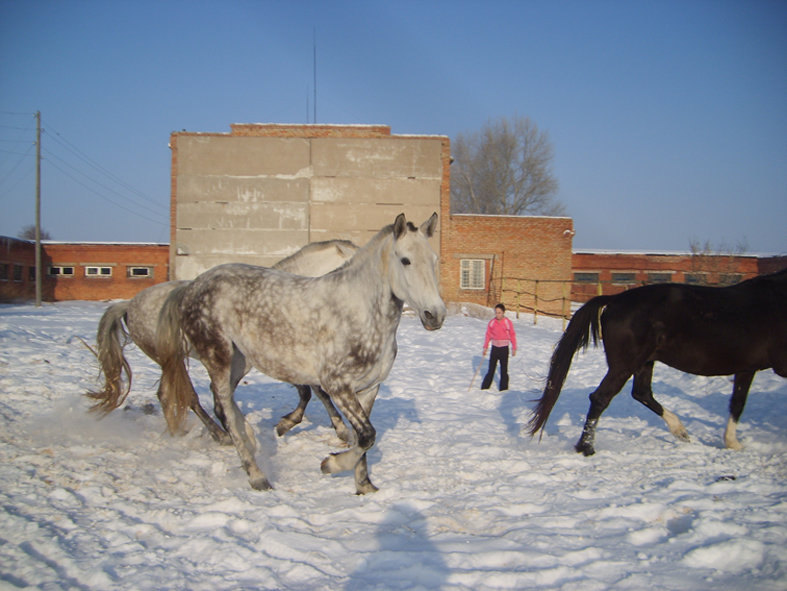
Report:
85,266,113,278
460,259,485,290
127,266,153,278
48,265,75,277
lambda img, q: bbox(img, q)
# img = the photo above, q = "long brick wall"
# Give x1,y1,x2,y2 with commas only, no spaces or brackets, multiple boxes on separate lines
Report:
0,239,168,302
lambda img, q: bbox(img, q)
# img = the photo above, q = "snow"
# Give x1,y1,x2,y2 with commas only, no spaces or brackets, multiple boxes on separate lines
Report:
1,301,785,590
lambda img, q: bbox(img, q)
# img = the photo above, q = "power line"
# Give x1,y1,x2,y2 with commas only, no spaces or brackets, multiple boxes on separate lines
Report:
43,124,165,211
45,157,166,225
42,148,168,217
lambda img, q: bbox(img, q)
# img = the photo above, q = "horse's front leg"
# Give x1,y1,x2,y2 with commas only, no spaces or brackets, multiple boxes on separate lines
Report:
724,371,755,450
320,384,379,494
576,371,630,456
275,384,312,437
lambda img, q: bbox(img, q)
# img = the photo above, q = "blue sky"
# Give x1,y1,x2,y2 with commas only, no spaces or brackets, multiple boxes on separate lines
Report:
1,0,785,253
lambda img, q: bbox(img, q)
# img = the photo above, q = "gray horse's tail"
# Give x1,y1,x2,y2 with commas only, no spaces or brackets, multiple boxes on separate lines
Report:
156,284,193,435
86,301,132,414
527,295,611,437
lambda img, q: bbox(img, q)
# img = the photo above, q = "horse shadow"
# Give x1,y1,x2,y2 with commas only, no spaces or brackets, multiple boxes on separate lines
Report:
344,503,448,590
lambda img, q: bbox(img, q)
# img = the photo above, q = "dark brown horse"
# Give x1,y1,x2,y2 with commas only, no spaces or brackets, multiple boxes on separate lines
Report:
528,268,787,455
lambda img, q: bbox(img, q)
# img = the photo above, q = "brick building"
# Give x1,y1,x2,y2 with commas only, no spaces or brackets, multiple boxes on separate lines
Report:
0,238,168,302
440,214,574,316
572,250,787,302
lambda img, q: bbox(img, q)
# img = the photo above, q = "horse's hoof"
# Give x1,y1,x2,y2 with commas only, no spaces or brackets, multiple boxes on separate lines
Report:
320,455,336,474
575,442,595,456
275,419,294,437
356,481,379,495
250,476,273,491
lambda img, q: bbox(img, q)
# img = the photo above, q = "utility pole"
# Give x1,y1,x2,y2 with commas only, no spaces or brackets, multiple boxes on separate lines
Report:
313,27,317,124
35,110,41,307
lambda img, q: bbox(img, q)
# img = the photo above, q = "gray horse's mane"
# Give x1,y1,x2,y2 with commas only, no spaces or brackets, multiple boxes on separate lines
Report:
272,239,358,271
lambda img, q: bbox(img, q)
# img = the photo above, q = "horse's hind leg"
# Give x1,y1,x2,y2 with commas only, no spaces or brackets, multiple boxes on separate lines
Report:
275,385,311,437
206,345,270,491
190,394,232,445
631,361,689,442
575,371,630,456
314,386,350,444
724,371,755,450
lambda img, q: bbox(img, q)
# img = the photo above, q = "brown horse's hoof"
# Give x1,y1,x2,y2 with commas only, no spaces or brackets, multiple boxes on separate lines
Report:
575,442,596,456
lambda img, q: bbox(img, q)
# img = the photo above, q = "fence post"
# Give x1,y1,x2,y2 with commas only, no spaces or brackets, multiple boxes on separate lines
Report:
533,280,539,325
562,281,568,331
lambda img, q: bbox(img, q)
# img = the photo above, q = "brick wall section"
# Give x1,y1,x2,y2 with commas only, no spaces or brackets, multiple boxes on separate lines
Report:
571,252,787,301
441,214,574,316
0,237,37,300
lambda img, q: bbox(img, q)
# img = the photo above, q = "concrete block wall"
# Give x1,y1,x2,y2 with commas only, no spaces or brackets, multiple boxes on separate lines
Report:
169,124,446,280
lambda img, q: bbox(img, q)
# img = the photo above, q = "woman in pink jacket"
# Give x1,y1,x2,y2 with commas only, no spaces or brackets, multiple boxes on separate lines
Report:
481,303,517,391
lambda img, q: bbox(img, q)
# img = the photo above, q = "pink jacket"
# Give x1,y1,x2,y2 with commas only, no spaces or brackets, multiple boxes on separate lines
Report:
484,317,517,352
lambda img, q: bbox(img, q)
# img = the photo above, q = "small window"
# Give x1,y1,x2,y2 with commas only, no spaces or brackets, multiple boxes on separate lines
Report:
13,264,23,281
0,263,8,281
684,273,706,285
49,266,75,277
127,266,153,278
573,272,599,284
85,266,113,278
647,272,672,284
611,272,637,284
460,259,485,290
718,273,742,286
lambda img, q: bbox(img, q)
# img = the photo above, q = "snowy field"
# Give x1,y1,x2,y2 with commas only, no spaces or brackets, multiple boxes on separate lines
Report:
1,301,785,590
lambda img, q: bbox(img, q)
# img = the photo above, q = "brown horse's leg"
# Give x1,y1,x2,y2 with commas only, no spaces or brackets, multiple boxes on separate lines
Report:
575,371,630,456
724,371,755,450
631,361,689,441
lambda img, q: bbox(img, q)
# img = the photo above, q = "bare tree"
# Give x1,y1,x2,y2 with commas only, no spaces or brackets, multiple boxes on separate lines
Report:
688,238,749,285
18,225,52,240
451,116,564,216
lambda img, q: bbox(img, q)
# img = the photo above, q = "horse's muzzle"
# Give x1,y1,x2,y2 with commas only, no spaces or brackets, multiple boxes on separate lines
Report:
420,307,446,331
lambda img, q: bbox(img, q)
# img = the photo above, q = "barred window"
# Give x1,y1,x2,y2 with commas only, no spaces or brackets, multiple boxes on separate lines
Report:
127,266,153,278
460,259,485,290
647,272,672,284
611,272,637,284
573,272,599,283
49,266,75,277
85,266,112,278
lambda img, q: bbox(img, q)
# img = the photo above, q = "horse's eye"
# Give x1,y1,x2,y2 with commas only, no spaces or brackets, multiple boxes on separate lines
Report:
401,257,411,266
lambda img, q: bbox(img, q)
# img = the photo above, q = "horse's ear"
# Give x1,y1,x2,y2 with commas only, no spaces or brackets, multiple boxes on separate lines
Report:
393,213,407,239
420,212,438,238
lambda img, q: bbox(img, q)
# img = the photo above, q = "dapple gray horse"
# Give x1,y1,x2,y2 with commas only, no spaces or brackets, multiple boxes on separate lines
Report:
156,213,446,493
87,240,358,444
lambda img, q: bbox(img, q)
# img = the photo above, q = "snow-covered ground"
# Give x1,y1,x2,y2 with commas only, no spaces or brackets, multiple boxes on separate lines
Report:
1,301,785,590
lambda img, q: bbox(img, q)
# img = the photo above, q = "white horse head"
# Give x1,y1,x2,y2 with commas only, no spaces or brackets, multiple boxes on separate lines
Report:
388,212,446,331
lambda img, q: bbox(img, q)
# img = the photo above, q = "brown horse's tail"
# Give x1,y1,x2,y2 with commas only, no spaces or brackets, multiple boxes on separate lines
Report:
156,284,193,435
86,301,132,414
527,295,611,438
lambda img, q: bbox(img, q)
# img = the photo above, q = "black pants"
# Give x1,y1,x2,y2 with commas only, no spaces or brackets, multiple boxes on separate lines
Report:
481,345,509,391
